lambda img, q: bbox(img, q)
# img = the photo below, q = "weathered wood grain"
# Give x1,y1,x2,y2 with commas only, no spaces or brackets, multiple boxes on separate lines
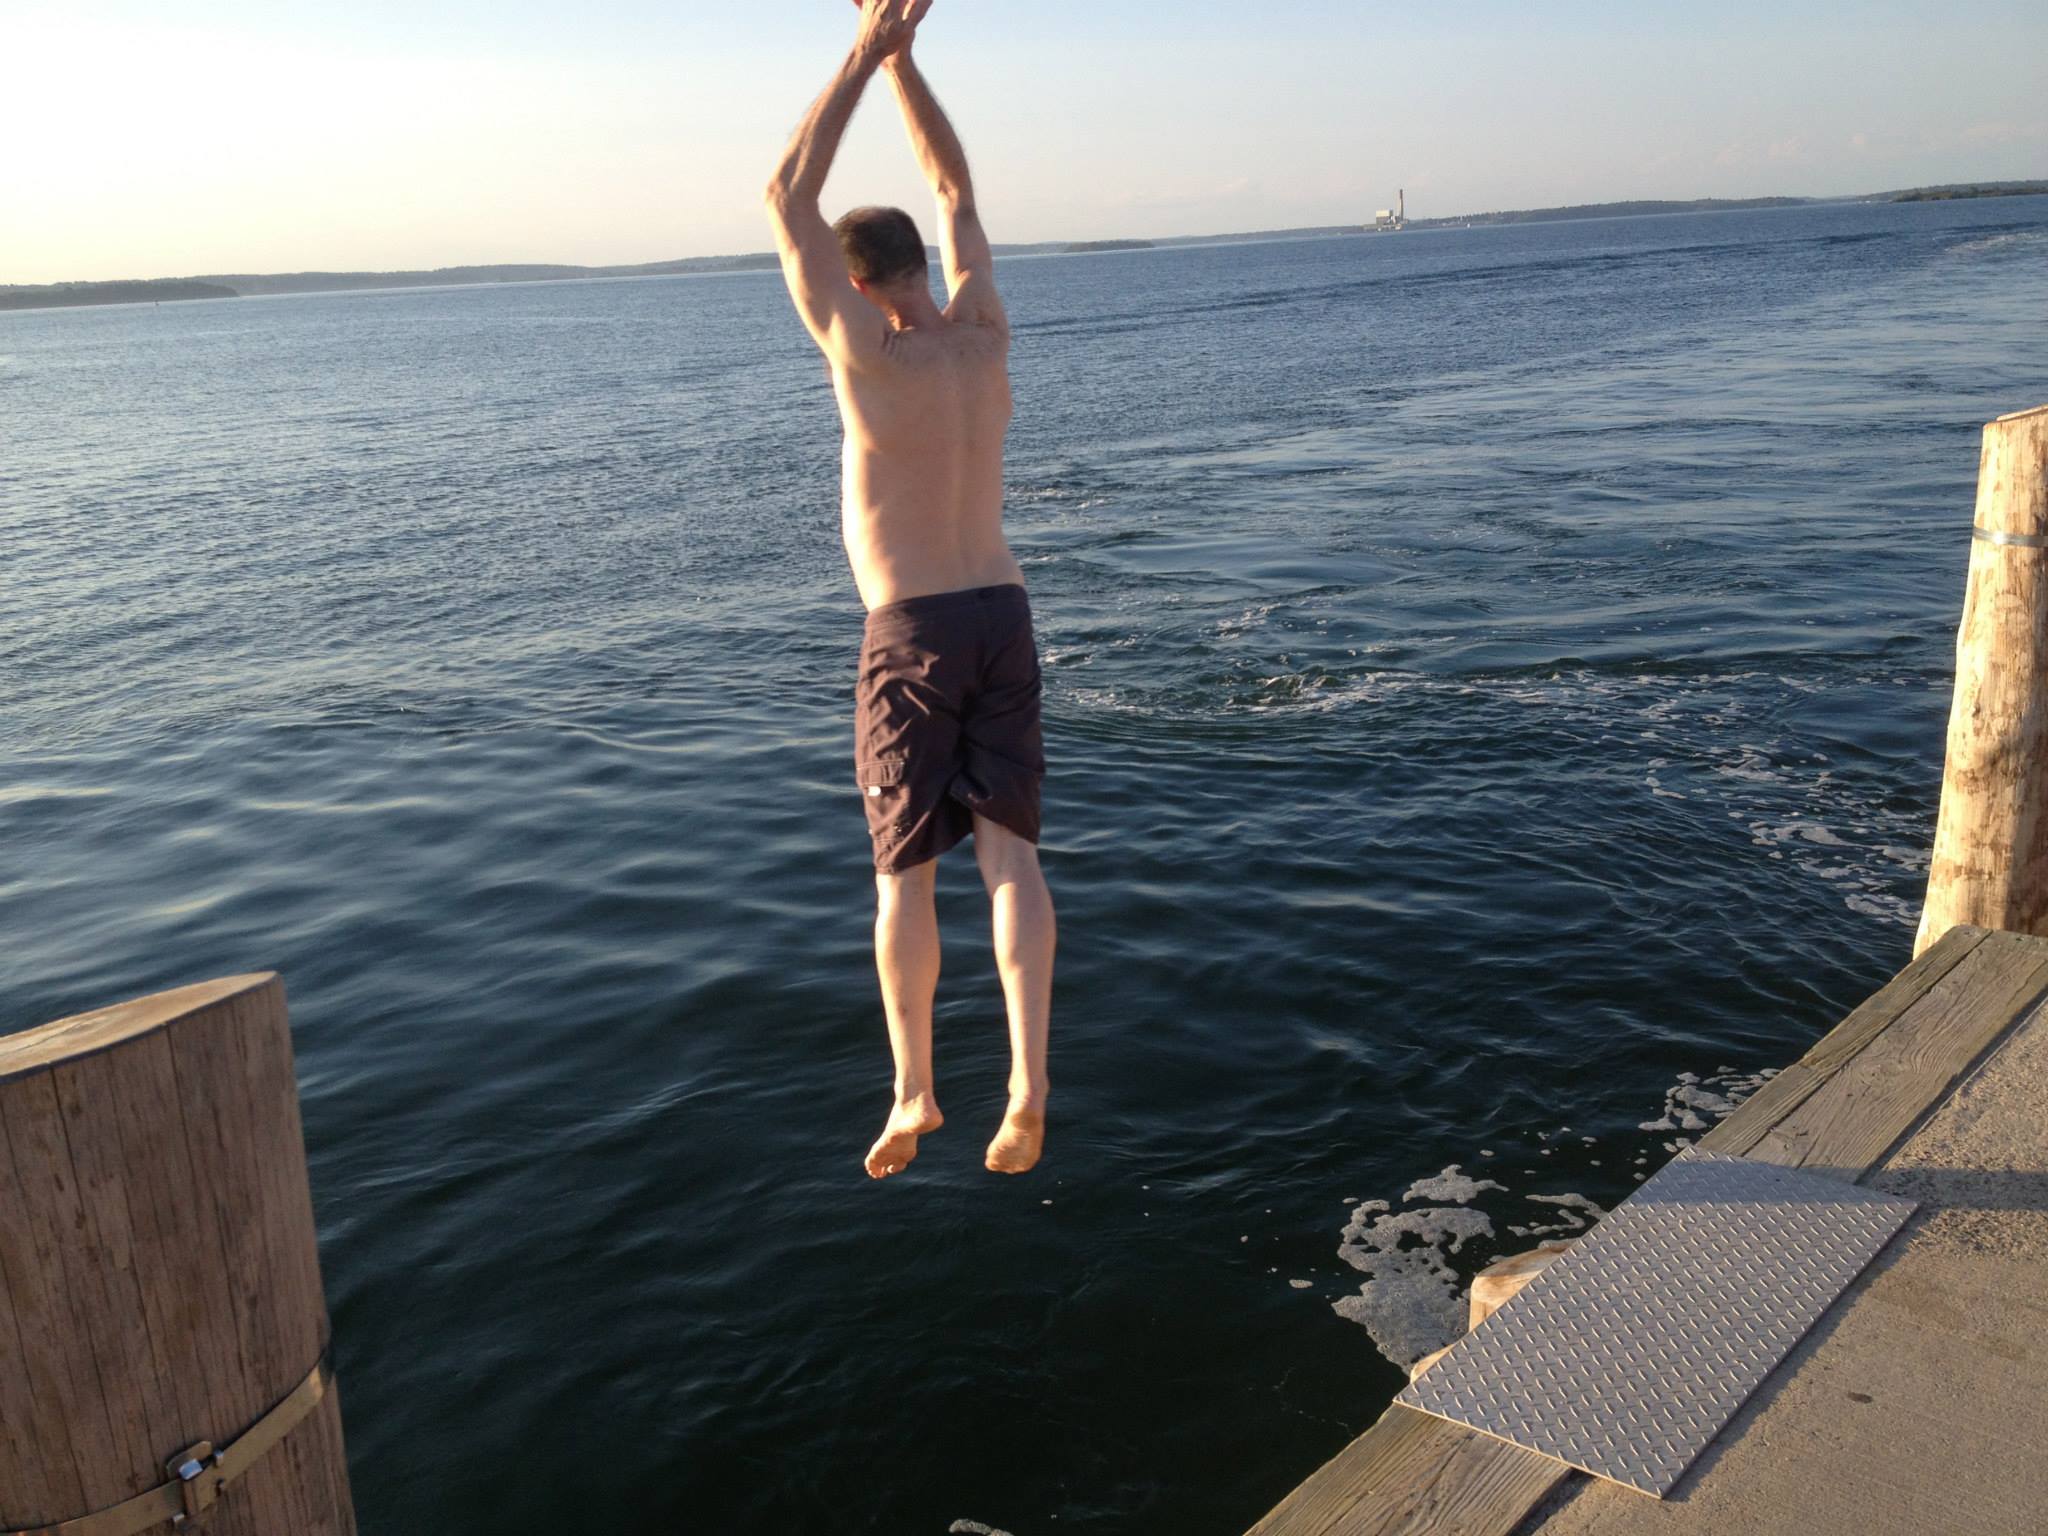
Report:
2,1072,128,1519
0,1090,96,1522
0,974,274,1084
0,975,355,1534
1919,403,2048,955
1247,1407,1569,1536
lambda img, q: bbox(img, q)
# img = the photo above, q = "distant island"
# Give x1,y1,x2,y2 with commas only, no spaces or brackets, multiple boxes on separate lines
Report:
203,252,783,298
0,279,238,312
1892,181,2048,202
1406,196,1808,230
0,254,782,313
5,181,2042,312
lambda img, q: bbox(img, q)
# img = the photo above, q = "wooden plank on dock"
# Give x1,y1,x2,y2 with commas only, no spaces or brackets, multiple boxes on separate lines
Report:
1245,1406,1567,1536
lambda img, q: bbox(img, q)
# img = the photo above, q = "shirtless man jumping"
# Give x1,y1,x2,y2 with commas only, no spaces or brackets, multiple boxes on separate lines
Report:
765,0,1055,1179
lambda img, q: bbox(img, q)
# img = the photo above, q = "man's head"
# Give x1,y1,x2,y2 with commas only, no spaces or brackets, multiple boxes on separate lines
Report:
834,205,929,302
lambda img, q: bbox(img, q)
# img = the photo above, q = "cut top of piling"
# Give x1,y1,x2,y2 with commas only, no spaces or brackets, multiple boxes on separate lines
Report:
1974,401,2048,540
0,972,279,1084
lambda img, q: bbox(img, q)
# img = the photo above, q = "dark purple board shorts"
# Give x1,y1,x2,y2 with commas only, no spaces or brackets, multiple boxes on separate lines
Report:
855,583,1045,874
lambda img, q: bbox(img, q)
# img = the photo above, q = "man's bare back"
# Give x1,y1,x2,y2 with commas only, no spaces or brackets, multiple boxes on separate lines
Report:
833,298,1021,610
764,0,1055,1182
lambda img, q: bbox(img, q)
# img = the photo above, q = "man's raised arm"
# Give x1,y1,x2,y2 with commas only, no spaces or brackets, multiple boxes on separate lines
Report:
883,52,1007,332
763,2,931,363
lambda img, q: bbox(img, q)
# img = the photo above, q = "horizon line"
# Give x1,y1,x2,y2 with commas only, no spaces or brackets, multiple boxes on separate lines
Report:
6,179,2043,296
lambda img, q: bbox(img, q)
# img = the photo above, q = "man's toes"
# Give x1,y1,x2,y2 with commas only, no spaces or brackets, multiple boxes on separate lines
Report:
865,1131,920,1179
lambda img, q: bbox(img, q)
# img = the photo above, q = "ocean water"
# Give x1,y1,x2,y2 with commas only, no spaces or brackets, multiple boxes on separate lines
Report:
5,196,2046,1533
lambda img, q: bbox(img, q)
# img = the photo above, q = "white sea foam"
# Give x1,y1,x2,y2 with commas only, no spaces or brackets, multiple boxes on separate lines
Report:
1637,1066,1774,1131
1333,1202,1495,1368
1948,230,2047,259
1507,1192,1605,1239
1403,1164,1507,1203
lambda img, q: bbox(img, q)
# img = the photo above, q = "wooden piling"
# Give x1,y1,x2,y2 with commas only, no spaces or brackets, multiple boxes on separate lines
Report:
0,974,356,1535
1918,403,2048,956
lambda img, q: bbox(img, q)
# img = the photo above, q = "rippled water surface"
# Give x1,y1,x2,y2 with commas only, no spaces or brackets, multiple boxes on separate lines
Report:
6,197,2047,1533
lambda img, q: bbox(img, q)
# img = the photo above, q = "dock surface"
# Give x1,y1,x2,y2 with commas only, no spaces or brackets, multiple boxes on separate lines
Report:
1247,924,2048,1536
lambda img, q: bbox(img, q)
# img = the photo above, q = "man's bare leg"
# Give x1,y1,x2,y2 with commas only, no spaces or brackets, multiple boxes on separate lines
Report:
973,816,1055,1173
867,858,945,1178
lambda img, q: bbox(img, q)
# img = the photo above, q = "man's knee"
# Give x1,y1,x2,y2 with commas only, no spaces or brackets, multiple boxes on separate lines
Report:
876,859,938,907
972,816,1042,889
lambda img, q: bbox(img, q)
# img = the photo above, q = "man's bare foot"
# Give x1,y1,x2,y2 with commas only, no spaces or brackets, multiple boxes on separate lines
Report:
865,1095,943,1179
985,1100,1045,1174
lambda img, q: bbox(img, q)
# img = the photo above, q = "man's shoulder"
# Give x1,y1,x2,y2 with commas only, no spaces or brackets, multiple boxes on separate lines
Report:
946,311,1010,345
873,317,1008,367
946,314,1010,351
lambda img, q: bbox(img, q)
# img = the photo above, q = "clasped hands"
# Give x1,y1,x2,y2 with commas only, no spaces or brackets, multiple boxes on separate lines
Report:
853,0,934,69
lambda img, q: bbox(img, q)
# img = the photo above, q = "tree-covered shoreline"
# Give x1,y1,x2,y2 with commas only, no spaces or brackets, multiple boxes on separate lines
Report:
8,182,2041,311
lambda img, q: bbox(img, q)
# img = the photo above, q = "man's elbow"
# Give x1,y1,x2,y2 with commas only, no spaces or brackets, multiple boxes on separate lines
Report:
763,170,813,215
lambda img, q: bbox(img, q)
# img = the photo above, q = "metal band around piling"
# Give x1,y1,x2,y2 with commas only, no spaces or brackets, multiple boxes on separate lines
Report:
3,1353,334,1536
1973,525,2048,550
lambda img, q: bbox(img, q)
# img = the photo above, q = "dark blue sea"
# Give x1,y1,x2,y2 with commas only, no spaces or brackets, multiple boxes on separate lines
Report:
5,196,2047,1534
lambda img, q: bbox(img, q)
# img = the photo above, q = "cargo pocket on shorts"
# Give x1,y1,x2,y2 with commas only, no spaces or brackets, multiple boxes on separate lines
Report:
857,755,912,853
857,755,909,797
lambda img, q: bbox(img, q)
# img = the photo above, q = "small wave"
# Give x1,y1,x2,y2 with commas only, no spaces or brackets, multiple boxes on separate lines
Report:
1011,484,1106,506
1946,229,2047,258
0,783,117,806
1060,651,1931,927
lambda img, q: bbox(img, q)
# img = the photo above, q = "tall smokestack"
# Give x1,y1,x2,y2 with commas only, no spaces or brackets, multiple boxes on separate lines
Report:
1399,188,1405,222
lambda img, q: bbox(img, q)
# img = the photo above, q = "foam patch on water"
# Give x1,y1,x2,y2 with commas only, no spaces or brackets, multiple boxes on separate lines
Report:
1333,1200,1495,1368
1508,1193,1606,1239
1947,229,2048,259
1638,1067,1775,1132
950,1522,1016,1536
1404,1163,1507,1203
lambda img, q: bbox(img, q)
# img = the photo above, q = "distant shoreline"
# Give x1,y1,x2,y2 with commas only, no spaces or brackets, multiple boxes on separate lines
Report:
5,181,2041,313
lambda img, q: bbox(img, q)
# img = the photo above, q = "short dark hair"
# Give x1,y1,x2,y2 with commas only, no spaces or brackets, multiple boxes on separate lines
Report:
833,206,928,287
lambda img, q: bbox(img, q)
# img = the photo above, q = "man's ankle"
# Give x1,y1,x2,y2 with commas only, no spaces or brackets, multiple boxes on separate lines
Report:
1005,1082,1049,1111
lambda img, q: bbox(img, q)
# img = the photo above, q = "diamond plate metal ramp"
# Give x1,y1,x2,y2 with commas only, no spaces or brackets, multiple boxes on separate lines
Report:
1395,1149,1916,1497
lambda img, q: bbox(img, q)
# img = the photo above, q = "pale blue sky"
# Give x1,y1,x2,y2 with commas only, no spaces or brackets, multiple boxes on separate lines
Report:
5,1,2043,283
